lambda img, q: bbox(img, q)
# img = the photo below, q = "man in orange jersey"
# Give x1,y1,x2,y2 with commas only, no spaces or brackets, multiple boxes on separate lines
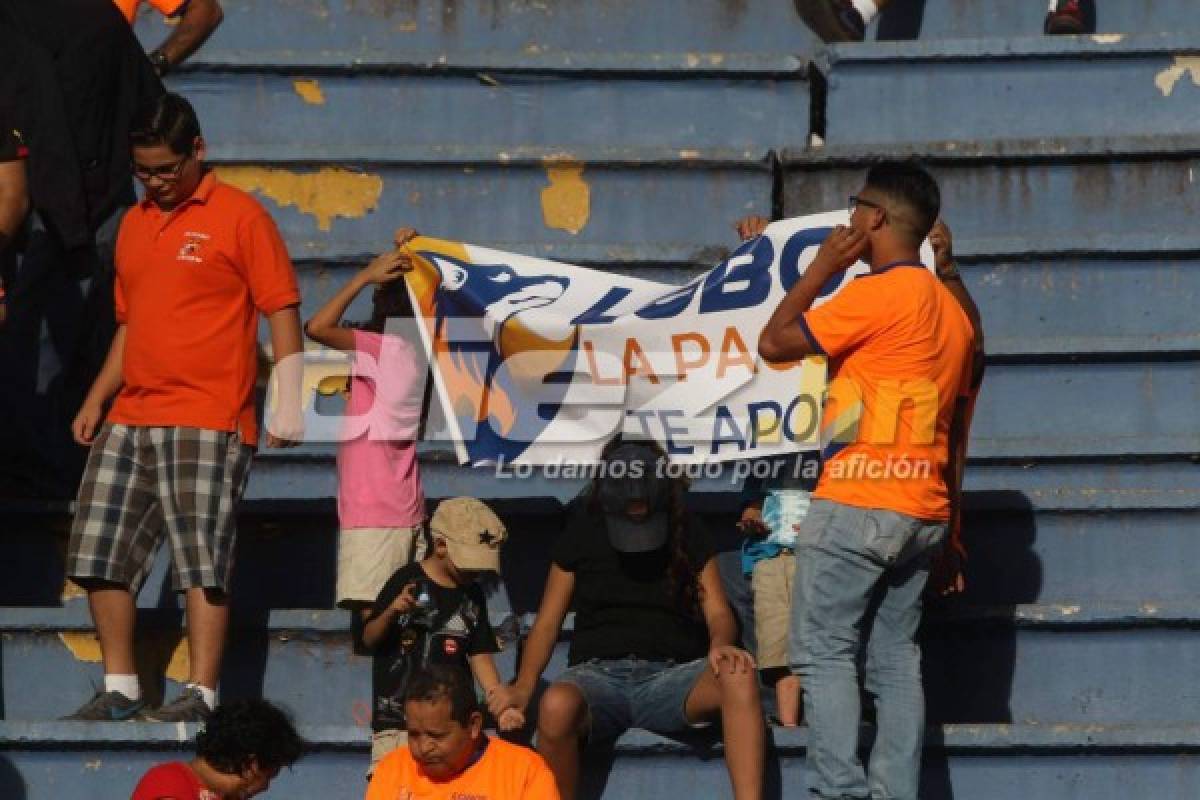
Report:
758,161,974,800
63,93,304,723
367,666,560,800
115,0,224,75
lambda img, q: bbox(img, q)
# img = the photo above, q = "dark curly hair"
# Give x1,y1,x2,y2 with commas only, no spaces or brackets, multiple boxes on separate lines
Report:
195,699,304,775
587,438,703,619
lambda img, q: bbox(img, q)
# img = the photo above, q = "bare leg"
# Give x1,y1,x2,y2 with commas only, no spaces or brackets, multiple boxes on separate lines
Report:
87,582,137,675
536,682,590,800
775,674,802,726
685,666,765,800
184,587,229,689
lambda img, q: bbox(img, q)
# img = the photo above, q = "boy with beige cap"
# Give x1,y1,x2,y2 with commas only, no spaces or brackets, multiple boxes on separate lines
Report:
360,497,517,769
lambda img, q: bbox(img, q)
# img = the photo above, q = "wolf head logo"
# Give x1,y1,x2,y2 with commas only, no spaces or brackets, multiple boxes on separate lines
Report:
413,251,579,464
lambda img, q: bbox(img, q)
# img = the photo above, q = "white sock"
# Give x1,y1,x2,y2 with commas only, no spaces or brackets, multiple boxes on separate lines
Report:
852,0,879,24
1047,0,1059,12
104,674,141,701
188,683,218,711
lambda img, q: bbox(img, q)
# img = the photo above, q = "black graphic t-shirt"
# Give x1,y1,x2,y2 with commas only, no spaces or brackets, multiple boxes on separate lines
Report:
368,563,498,732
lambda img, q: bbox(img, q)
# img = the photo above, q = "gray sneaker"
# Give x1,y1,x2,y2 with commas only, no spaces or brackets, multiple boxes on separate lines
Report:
141,688,212,723
62,690,145,721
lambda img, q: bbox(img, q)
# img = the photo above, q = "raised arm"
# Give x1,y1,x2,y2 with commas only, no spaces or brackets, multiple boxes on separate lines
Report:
303,228,417,351
150,0,224,72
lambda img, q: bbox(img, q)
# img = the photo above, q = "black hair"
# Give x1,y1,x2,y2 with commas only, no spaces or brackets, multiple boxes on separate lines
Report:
195,699,304,775
362,279,416,333
586,437,703,619
404,665,481,726
129,92,201,155
863,160,941,246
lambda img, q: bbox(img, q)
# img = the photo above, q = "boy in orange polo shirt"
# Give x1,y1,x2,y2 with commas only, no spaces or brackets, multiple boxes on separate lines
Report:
759,161,973,800
64,93,304,722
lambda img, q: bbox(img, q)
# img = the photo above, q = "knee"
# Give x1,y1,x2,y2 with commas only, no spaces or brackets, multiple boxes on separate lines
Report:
718,666,761,704
537,683,588,741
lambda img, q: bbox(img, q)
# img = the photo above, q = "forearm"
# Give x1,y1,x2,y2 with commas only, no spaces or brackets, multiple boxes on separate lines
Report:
513,621,559,694
705,607,740,650
758,267,829,362
0,162,29,252
155,0,223,67
84,326,127,406
360,608,396,650
470,654,503,695
268,306,304,408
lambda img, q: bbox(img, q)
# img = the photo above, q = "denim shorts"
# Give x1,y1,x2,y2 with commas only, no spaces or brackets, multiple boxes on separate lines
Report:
554,656,710,742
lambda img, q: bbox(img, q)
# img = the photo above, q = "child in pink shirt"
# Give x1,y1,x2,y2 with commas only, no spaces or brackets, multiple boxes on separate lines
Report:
304,229,427,619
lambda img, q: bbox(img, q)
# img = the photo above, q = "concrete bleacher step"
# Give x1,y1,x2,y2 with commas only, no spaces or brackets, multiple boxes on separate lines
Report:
172,56,809,156
134,0,821,58
821,35,1200,145
872,0,1197,41
784,138,1200,255
4,603,1198,727
201,153,774,265
6,721,1200,799
8,462,1200,608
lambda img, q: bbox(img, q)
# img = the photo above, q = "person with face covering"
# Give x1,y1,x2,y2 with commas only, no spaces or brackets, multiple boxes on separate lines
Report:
488,441,765,800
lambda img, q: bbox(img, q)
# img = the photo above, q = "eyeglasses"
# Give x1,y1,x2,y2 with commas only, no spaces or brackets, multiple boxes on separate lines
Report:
848,195,886,216
132,154,191,183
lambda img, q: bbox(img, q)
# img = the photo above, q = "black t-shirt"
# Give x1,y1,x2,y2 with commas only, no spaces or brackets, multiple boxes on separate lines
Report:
368,563,498,732
552,504,715,666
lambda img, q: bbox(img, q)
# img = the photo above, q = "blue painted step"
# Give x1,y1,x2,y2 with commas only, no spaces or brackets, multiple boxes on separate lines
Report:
289,253,1200,358
3,604,1198,726
168,65,808,155
782,138,1200,257
822,35,1200,146
133,0,822,59
7,719,1200,798
202,158,771,264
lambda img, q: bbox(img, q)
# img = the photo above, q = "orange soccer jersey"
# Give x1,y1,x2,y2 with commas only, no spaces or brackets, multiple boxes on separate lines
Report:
800,263,974,521
108,172,300,447
113,0,186,24
366,737,561,800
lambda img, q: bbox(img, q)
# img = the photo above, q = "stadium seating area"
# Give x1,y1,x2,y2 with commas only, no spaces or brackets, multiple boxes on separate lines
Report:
3,1,1200,796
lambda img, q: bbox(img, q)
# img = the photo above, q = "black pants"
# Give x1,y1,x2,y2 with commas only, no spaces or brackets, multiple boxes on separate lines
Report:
0,207,124,499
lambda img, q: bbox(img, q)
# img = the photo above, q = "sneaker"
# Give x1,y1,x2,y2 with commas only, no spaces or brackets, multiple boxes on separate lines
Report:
141,688,212,723
62,690,145,721
1044,0,1085,35
793,0,866,43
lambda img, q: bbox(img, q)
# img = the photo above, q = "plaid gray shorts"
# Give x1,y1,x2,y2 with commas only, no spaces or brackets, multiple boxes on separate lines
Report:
66,424,254,593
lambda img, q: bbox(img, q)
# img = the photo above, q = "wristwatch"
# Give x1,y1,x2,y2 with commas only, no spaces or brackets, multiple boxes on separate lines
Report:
149,49,170,77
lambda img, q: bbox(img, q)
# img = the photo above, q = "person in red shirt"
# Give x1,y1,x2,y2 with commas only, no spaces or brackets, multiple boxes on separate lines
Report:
132,699,304,800
64,92,304,722
366,666,559,800
759,161,974,800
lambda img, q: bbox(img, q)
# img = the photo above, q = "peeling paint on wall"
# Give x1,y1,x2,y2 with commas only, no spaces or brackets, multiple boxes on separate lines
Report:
292,79,327,105
540,160,590,235
1154,56,1200,97
59,632,193,683
216,166,383,231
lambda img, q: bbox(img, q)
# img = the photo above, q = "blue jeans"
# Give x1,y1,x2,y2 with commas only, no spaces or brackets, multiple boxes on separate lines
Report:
790,499,946,800
554,656,709,742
